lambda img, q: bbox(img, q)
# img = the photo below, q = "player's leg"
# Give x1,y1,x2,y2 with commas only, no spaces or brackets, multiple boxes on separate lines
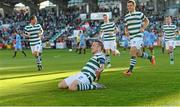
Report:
37,45,43,70
169,46,174,64
76,42,80,53
58,80,68,89
105,49,111,68
83,43,86,54
31,45,42,71
74,82,106,91
167,41,175,64
124,46,137,76
20,46,26,56
149,43,154,56
104,41,111,68
69,80,106,91
13,47,17,58
138,47,155,64
138,39,155,64
124,41,128,51
58,73,78,89
124,38,140,76
79,46,82,54
68,73,106,91
143,41,147,52
69,80,97,91
161,40,165,54
111,41,120,56
21,50,27,56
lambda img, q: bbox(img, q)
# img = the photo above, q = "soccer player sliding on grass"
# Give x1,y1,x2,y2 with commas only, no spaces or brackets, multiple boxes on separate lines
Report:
123,0,156,76
58,40,106,91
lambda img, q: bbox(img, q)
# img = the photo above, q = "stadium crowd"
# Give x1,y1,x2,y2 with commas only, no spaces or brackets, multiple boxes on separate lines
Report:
0,5,179,49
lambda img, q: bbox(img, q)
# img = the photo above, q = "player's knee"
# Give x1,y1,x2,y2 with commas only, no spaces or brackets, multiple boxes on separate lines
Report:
33,52,39,57
69,81,78,91
130,47,137,56
32,52,36,56
112,51,116,56
69,84,78,91
169,46,173,51
58,80,67,89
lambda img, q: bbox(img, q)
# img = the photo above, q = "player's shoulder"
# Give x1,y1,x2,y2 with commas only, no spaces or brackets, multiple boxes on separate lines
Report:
101,22,113,27
125,13,131,18
109,21,115,24
162,24,168,28
35,23,41,27
96,53,106,59
135,11,143,14
171,24,177,28
25,24,32,28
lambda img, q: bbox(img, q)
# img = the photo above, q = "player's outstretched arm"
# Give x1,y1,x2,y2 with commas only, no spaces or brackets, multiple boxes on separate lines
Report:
96,64,105,81
141,17,149,32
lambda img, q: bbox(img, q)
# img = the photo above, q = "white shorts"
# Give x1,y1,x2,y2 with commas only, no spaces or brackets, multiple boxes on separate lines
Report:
103,40,116,51
30,44,42,53
130,37,143,49
64,72,90,87
165,40,176,50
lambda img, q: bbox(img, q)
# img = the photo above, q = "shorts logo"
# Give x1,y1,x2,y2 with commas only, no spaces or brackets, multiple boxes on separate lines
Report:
78,76,83,79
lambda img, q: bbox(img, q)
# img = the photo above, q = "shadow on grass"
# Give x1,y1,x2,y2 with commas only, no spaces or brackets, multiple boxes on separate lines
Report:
0,71,71,80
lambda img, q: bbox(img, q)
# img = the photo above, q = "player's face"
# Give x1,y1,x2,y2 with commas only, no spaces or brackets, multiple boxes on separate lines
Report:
31,17,37,25
127,2,135,12
166,17,171,25
103,15,109,22
91,42,99,54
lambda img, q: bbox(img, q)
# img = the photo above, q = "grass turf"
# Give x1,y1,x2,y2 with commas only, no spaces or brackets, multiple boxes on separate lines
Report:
0,47,180,106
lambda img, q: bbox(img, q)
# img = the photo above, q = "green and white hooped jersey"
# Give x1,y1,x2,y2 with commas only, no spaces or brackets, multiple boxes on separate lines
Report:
24,24,43,46
163,24,177,41
124,11,146,40
81,52,105,83
100,22,116,41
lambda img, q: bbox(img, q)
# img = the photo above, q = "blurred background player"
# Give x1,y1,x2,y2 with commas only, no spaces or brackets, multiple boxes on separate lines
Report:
123,0,156,76
75,32,80,53
58,40,106,91
161,33,166,54
148,29,158,55
143,30,150,52
162,16,178,64
12,30,26,58
121,35,129,51
99,14,119,68
143,29,157,55
24,15,44,71
79,30,86,54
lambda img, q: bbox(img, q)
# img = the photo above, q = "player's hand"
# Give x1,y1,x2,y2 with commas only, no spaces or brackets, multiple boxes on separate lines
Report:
38,31,42,37
24,32,30,38
140,27,145,32
95,70,101,81
26,32,30,37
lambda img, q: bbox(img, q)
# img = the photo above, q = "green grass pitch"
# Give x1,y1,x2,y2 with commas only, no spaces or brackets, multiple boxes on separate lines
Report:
0,47,180,106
